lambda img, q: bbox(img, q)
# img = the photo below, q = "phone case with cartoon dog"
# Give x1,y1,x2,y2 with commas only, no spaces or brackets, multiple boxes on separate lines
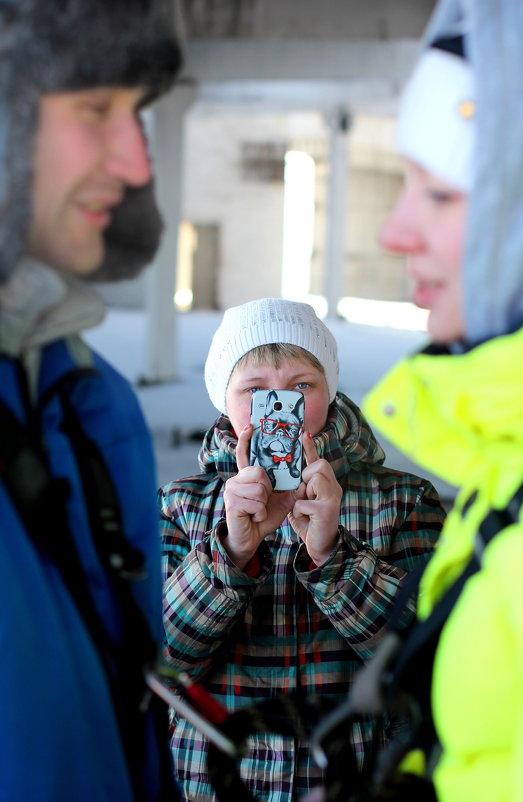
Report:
249,389,305,491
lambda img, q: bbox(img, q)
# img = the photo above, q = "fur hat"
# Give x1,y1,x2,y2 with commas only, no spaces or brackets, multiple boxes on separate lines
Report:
205,298,340,414
0,0,182,284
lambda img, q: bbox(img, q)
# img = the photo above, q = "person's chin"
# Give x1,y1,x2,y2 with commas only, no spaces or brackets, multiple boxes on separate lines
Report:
68,234,105,275
55,244,104,277
427,313,464,345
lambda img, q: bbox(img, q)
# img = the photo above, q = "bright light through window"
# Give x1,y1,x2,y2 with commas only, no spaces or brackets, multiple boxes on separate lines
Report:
281,151,315,301
174,287,194,311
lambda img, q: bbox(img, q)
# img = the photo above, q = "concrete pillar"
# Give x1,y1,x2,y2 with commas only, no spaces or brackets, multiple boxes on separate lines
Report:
324,107,351,318
143,83,196,383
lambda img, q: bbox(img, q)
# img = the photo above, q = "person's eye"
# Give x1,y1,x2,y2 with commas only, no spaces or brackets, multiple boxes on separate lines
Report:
295,382,311,391
426,188,459,204
80,99,111,121
89,103,110,117
247,386,261,395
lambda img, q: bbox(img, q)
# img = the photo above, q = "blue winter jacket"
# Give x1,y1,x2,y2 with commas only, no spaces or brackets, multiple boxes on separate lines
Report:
0,337,166,801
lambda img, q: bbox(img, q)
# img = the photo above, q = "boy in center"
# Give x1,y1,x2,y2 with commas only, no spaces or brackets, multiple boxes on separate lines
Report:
159,297,446,801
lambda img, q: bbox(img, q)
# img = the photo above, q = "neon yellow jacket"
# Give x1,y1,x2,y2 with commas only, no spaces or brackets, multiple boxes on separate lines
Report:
364,326,523,802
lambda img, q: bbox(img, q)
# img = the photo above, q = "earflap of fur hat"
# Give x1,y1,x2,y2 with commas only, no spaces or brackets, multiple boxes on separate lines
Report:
0,2,37,283
90,182,163,282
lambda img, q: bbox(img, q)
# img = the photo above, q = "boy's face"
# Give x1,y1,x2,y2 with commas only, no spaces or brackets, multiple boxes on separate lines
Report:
28,87,151,275
226,354,331,437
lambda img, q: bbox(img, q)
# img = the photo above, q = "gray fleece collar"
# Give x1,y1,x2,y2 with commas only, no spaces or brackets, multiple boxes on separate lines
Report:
0,259,105,358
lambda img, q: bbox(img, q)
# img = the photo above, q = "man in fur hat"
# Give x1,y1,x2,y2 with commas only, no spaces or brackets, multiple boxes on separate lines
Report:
0,1,182,800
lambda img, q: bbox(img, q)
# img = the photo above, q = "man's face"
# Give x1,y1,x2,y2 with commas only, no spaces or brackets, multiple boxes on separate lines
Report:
29,87,151,275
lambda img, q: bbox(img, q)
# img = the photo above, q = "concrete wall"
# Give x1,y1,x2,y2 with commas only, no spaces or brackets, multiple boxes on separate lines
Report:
182,107,326,308
99,104,406,313
177,104,405,310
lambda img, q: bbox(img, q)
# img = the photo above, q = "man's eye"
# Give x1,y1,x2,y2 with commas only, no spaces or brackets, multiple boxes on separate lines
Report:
82,101,110,120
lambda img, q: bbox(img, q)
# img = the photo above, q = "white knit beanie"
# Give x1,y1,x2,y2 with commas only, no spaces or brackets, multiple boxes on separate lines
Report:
396,45,475,191
204,298,339,413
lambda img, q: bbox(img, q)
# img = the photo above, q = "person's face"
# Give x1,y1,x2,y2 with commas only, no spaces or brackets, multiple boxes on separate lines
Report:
225,354,331,438
379,159,467,343
29,87,151,275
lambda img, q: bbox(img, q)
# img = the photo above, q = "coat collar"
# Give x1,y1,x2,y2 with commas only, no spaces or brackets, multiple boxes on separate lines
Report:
364,327,523,496
0,259,104,358
197,391,386,483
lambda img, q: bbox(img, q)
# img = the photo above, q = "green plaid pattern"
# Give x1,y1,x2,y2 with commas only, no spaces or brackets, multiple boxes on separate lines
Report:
159,393,445,801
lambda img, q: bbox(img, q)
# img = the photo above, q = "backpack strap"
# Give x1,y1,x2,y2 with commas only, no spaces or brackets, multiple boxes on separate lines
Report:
309,481,523,801
206,694,335,802
0,363,176,801
385,482,523,720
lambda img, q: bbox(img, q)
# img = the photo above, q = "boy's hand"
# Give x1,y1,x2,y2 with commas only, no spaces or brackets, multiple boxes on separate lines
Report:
222,425,297,570
288,433,342,566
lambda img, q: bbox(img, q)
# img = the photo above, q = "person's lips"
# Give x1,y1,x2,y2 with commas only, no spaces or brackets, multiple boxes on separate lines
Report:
411,279,444,310
78,196,123,229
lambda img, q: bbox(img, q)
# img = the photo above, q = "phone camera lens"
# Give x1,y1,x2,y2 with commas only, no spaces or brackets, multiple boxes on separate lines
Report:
274,402,282,410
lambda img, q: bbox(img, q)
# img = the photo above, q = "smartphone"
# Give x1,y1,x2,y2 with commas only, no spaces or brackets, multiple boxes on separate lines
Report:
249,389,305,491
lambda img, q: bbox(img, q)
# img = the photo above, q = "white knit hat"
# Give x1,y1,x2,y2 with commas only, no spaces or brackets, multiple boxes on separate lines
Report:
396,46,475,191
204,298,339,413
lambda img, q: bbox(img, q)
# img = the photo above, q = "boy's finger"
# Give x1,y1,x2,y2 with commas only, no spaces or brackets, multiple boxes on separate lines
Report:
236,424,253,471
302,432,319,466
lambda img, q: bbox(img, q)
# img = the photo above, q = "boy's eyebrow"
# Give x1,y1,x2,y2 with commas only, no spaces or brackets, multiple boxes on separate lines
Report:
237,369,319,384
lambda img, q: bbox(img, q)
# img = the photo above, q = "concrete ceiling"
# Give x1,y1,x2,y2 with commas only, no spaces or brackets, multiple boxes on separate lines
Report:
178,0,437,40
175,0,438,113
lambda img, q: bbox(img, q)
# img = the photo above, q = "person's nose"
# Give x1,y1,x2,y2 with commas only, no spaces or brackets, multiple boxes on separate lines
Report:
105,115,152,187
379,191,422,254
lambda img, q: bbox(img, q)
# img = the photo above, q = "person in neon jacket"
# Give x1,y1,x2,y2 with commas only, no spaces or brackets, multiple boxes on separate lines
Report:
363,1,523,800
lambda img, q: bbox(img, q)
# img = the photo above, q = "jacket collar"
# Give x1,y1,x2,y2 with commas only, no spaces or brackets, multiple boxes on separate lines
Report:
0,259,104,358
364,327,523,493
197,391,386,483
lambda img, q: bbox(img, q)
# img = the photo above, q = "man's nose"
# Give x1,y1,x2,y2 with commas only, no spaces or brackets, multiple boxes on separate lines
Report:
106,116,152,187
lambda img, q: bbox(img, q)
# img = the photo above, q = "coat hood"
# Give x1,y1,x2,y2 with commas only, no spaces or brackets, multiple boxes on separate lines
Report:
422,0,523,344
0,0,182,284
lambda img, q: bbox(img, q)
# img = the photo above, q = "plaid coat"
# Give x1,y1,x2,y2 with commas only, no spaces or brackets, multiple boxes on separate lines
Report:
159,392,445,802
